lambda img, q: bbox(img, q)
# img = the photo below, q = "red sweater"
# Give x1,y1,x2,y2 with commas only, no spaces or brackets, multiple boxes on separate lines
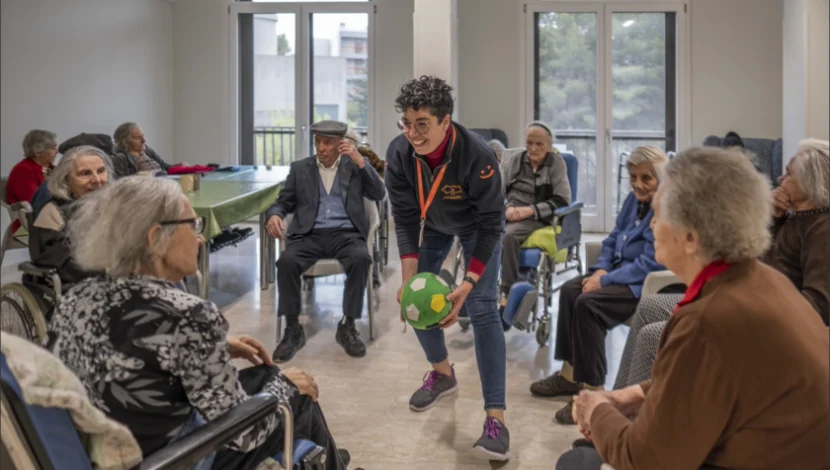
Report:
6,158,50,232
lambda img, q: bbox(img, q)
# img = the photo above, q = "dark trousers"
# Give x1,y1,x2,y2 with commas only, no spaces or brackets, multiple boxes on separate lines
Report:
556,447,604,470
213,365,346,470
500,219,546,296
553,275,638,386
277,229,371,322
557,446,721,470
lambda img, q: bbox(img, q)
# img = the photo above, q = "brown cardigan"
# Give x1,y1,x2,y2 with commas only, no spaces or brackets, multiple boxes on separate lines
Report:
762,208,830,324
592,260,830,470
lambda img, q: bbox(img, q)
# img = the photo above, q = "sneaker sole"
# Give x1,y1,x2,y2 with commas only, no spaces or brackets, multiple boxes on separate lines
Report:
408,385,458,412
471,445,511,461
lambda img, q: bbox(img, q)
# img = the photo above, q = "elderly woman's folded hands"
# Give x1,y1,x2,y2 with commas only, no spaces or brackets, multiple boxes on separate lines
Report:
572,386,646,441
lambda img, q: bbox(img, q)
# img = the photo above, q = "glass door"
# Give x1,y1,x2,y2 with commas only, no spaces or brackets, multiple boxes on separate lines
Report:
306,6,373,153
527,4,606,232
606,5,685,228
231,2,374,165
526,2,686,232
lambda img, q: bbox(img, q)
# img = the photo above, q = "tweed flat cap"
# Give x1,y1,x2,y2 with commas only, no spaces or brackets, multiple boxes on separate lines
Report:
311,120,349,139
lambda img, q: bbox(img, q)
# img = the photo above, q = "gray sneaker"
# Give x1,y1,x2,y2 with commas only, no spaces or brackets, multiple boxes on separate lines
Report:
472,417,511,461
409,369,458,412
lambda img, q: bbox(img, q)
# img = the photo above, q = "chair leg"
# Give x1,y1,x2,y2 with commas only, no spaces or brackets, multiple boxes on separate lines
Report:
0,225,12,266
367,272,374,341
276,315,282,342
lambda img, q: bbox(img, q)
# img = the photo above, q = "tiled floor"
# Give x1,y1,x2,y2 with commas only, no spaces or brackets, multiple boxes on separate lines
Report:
1,225,629,469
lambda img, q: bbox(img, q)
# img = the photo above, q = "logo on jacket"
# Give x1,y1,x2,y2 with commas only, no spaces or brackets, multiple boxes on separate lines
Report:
441,185,463,200
479,165,495,180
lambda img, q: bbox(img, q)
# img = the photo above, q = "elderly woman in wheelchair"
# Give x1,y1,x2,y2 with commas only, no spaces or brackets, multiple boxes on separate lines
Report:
0,146,111,344
47,177,350,470
487,123,583,344
529,146,668,425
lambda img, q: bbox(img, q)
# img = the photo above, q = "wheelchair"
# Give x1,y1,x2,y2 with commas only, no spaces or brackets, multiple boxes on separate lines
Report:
372,196,390,289
0,263,60,346
503,152,584,346
0,346,327,470
446,152,584,346
0,203,60,346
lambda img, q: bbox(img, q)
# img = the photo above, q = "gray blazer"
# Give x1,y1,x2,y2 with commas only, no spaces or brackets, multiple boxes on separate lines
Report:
265,155,386,239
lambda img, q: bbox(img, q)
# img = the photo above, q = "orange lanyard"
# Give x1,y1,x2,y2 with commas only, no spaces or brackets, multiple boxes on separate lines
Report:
416,126,456,247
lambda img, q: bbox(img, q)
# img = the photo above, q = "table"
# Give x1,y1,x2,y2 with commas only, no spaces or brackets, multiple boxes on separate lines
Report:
201,165,291,183
184,166,290,298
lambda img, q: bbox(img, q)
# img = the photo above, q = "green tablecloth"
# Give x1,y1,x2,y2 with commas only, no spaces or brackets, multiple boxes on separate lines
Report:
187,180,282,239
201,166,291,183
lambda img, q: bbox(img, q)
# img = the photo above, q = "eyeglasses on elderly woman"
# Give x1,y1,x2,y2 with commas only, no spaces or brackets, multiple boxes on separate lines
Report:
159,217,205,235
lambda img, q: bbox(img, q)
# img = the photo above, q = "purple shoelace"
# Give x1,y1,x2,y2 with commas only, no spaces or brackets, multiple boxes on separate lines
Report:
420,370,443,391
483,417,502,440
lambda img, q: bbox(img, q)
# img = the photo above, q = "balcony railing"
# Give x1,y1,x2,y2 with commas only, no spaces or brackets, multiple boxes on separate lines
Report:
253,126,369,166
553,130,669,214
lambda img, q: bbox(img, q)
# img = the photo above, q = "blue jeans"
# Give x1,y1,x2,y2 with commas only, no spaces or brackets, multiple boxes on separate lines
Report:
415,227,507,410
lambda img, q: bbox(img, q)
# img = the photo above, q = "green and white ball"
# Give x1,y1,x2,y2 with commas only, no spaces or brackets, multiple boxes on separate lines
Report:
400,272,453,330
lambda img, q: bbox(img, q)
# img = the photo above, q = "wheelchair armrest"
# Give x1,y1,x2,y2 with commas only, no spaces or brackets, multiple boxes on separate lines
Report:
136,393,279,470
18,262,57,278
585,241,602,268
9,201,32,213
552,202,584,218
643,271,684,297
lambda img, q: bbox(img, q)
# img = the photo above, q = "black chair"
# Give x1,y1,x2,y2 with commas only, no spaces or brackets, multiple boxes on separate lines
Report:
469,128,509,148
0,348,326,469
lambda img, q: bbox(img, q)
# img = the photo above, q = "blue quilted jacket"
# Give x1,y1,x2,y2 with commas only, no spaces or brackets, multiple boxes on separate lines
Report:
590,192,665,298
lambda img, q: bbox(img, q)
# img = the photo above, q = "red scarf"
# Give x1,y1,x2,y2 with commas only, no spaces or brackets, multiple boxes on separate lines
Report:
674,260,731,311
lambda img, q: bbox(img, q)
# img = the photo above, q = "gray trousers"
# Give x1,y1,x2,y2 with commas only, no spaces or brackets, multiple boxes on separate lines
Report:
500,218,546,296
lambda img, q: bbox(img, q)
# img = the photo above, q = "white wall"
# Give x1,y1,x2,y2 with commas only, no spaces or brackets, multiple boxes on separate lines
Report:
0,0,175,174
782,0,829,160
173,0,413,166
689,0,783,143
414,0,458,115
805,0,829,142
782,0,809,159
0,0,174,256
456,0,784,148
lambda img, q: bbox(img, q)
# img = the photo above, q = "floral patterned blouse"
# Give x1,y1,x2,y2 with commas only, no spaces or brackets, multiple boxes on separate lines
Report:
49,275,296,456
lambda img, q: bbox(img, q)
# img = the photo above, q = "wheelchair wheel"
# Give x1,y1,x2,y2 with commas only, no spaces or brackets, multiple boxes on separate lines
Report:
536,318,551,347
381,216,389,267
0,283,49,345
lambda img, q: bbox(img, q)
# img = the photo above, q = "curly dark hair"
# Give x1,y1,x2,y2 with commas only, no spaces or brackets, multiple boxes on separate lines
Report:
394,75,454,121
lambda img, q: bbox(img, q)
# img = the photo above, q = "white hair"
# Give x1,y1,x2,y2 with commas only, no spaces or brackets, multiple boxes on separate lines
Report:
526,121,555,144
47,145,112,201
113,122,139,152
68,177,186,276
22,129,57,157
658,147,771,263
791,139,829,208
626,146,669,182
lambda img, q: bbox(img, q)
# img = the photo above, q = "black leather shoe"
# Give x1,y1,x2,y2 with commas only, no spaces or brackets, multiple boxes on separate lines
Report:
336,321,366,358
572,438,595,449
272,324,305,363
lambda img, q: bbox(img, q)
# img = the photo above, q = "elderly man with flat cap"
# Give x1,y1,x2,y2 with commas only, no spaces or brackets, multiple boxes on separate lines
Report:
265,120,386,362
